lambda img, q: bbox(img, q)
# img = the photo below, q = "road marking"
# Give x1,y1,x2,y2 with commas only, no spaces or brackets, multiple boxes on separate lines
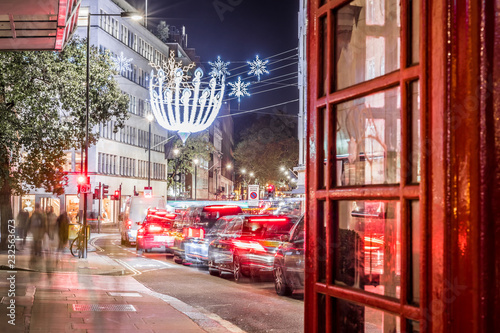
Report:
151,259,173,268
115,259,142,276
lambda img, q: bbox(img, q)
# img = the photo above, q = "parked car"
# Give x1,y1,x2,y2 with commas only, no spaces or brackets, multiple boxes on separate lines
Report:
136,208,177,255
273,215,305,295
171,204,243,264
120,195,165,245
207,215,296,282
183,215,234,265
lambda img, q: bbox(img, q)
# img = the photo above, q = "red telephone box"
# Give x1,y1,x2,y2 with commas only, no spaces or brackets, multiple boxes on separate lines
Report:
306,0,499,332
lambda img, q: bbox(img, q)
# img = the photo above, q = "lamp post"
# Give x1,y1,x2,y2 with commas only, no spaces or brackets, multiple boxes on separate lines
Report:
240,169,246,200
226,163,233,198
82,10,141,259
147,113,154,188
173,148,180,200
193,158,199,200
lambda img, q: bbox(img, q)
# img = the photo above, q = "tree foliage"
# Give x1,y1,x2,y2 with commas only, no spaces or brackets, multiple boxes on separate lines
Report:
0,36,129,247
0,36,129,196
233,111,298,186
165,132,216,192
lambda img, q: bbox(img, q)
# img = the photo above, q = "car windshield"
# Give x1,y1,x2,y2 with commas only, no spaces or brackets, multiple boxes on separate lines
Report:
242,220,293,239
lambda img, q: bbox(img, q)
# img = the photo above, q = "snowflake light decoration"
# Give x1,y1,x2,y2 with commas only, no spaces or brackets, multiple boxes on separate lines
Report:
150,50,195,89
228,77,250,102
247,55,269,81
111,52,133,74
208,56,230,81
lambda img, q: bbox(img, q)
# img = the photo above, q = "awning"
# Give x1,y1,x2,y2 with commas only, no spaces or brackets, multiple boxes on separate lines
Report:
0,0,81,51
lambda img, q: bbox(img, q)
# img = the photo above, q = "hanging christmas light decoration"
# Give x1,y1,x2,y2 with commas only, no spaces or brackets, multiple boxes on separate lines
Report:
149,51,225,144
208,56,230,81
228,77,250,102
111,51,133,74
247,55,269,81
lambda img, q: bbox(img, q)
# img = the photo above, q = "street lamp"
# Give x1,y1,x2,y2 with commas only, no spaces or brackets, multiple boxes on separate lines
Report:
240,169,246,200
193,158,199,200
82,10,142,259
226,164,234,198
147,113,154,188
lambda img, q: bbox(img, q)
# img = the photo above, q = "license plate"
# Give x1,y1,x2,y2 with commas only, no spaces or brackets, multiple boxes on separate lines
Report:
154,236,168,242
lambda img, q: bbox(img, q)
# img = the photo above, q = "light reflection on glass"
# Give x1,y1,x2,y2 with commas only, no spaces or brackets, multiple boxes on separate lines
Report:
336,200,401,299
336,0,400,90
336,87,400,186
332,297,401,332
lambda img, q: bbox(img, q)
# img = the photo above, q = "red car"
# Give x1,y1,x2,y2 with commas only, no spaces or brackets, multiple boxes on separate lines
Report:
136,208,177,255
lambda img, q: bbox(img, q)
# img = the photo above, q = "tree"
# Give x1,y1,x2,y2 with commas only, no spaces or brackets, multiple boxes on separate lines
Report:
165,132,216,197
0,37,129,248
233,110,298,187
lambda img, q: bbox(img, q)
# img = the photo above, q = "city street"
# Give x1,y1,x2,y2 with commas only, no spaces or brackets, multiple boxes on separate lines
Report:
0,229,303,332
93,232,304,333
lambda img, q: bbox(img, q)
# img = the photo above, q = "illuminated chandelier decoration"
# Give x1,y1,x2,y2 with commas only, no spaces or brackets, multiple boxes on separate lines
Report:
111,52,133,74
149,51,225,143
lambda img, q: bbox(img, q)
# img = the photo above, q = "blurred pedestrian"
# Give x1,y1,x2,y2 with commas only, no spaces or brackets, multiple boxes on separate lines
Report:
46,206,58,254
57,211,70,251
27,203,46,259
46,207,57,239
16,209,29,247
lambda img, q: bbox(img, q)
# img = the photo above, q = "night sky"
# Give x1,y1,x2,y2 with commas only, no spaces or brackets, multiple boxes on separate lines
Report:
127,0,300,134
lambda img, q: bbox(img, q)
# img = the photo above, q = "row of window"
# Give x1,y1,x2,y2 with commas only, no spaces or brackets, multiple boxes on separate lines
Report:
99,9,167,66
137,160,166,180
97,153,166,180
99,122,165,153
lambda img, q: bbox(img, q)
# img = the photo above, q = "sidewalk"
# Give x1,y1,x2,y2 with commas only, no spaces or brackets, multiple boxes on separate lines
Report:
0,233,242,333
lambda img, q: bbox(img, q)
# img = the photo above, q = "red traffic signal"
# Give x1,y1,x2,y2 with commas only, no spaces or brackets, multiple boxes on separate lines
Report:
114,190,121,199
267,184,275,192
77,175,90,193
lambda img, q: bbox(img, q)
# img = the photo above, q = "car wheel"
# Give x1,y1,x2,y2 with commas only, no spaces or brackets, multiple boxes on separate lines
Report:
274,263,292,296
233,255,242,282
174,256,183,264
208,258,220,277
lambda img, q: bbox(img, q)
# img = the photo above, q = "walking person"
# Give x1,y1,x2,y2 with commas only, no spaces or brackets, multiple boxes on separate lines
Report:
15,209,29,248
27,203,47,262
46,206,58,254
57,211,70,253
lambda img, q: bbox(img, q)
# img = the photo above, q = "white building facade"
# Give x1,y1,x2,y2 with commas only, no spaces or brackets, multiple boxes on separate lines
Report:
17,0,203,223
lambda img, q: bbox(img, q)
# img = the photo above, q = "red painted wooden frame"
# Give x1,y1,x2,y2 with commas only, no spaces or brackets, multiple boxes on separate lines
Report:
305,0,500,332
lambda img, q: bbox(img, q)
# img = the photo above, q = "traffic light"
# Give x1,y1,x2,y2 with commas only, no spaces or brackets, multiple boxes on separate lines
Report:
77,175,89,193
267,184,275,198
93,187,100,200
102,184,109,197
114,189,121,200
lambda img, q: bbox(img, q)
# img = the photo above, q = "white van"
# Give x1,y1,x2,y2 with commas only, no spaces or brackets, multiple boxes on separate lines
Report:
120,195,165,245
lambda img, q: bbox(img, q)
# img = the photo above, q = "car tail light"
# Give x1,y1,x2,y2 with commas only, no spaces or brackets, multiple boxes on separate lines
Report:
137,227,145,239
127,220,133,229
186,227,204,238
165,213,177,219
204,205,240,210
233,240,266,252
248,217,289,223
